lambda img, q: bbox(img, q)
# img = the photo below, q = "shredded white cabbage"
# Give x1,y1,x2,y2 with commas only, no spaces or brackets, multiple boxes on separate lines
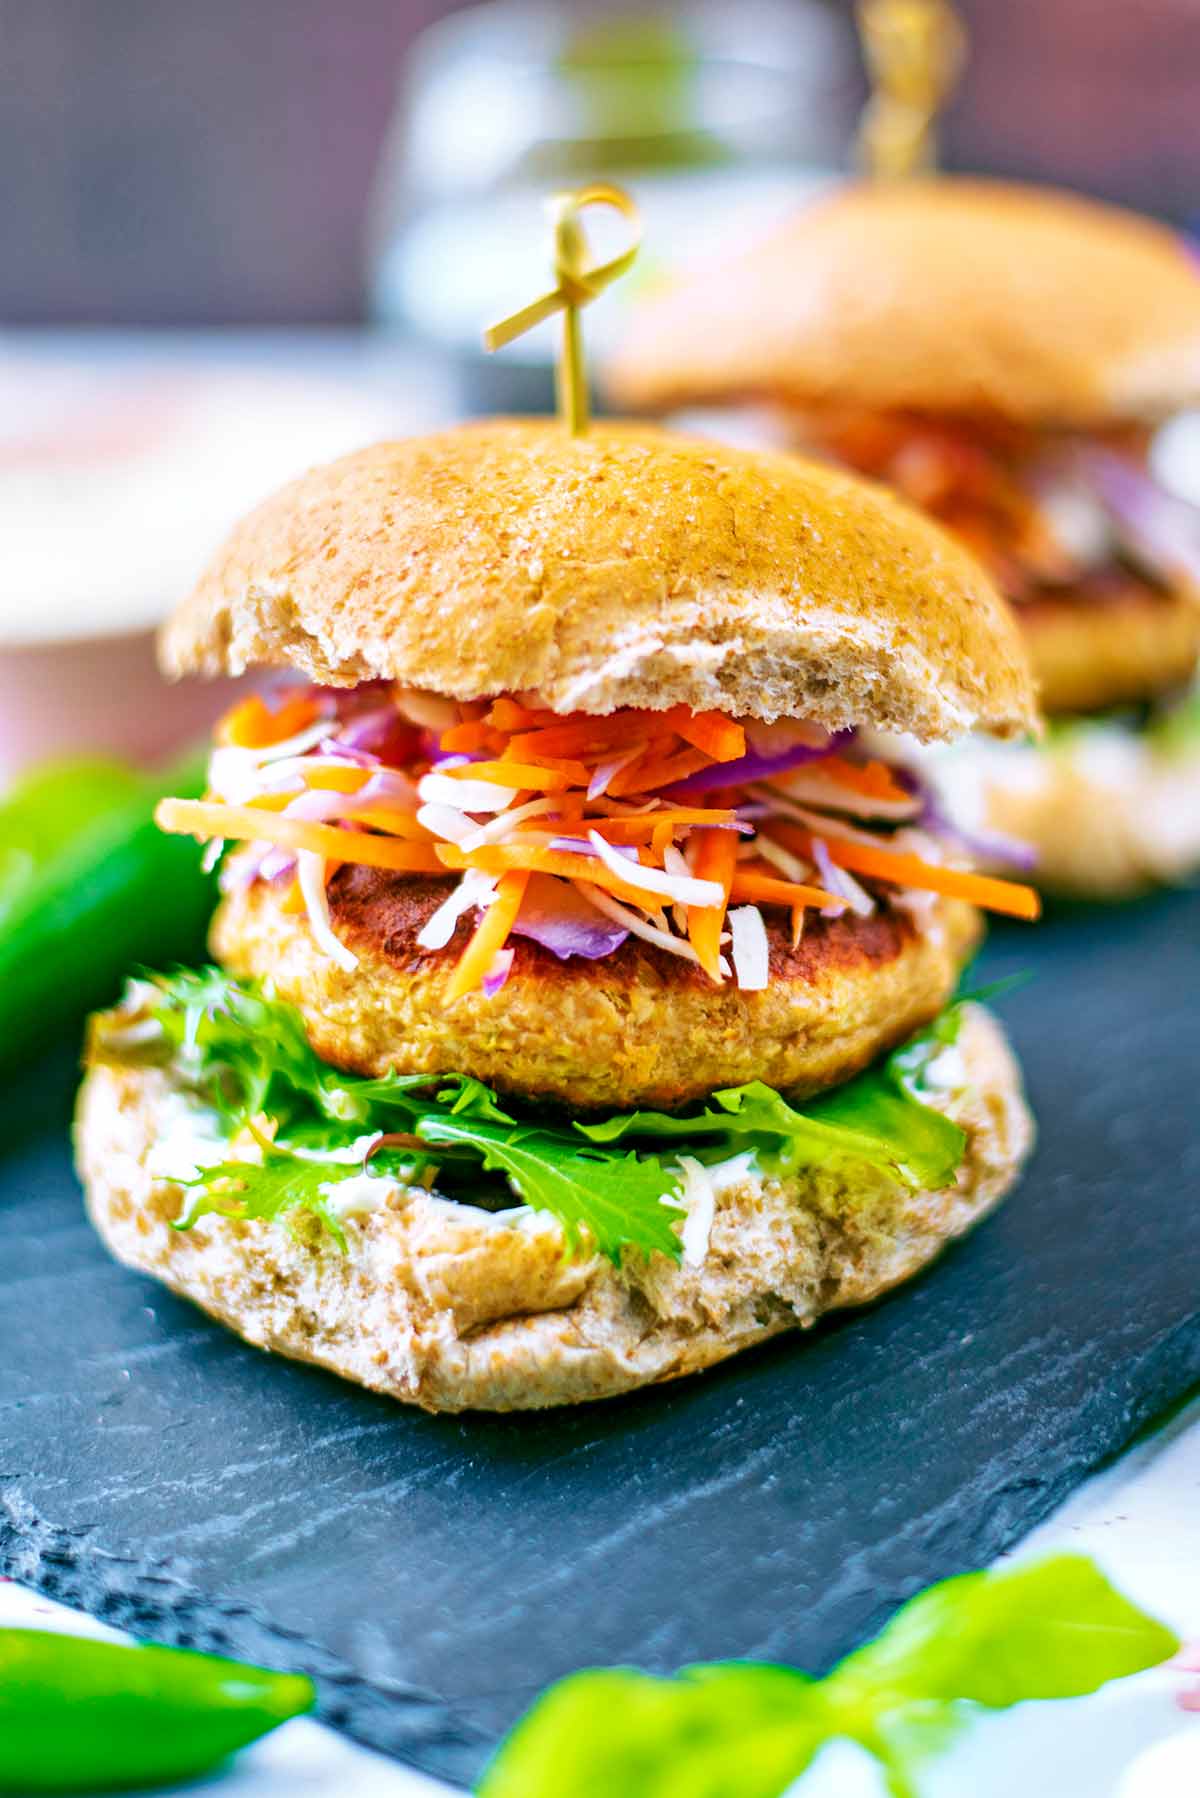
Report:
811,839,874,917
417,869,498,951
416,801,474,843
206,721,335,803
460,795,562,850
296,850,359,973
771,769,918,822
418,772,518,813
586,830,723,907
729,905,769,990
751,789,889,848
578,883,729,973
672,1151,759,1266
587,742,646,799
676,1156,716,1266
754,832,812,884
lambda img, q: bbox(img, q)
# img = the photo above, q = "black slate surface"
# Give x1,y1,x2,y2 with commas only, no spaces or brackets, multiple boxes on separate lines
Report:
2,888,1199,1790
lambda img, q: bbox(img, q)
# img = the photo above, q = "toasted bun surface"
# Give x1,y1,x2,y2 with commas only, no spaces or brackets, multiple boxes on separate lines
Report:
161,420,1035,742
211,868,980,1112
608,180,1200,427
76,1003,1032,1412
951,728,1200,898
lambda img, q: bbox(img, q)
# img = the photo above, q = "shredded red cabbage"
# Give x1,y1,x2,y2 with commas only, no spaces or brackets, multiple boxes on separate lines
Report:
482,947,515,998
1075,447,1200,588
548,837,639,860
897,768,1039,872
662,729,854,800
509,876,629,961
332,707,420,763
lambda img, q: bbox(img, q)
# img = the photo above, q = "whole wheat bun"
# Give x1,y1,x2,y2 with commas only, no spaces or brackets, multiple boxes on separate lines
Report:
607,179,1200,427
160,420,1035,743
76,1003,1032,1413
937,726,1200,899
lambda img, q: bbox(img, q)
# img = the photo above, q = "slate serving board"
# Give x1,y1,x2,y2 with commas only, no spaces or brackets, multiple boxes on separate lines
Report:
2,887,1199,1791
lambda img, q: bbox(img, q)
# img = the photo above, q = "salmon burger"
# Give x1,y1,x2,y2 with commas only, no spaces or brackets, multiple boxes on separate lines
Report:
609,180,1200,896
76,420,1039,1411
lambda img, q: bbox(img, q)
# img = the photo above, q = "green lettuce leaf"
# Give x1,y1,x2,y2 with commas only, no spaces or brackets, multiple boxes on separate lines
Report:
126,968,685,1264
415,1114,683,1262
477,1555,1179,1798
577,1009,968,1192
105,970,976,1267
176,1153,354,1251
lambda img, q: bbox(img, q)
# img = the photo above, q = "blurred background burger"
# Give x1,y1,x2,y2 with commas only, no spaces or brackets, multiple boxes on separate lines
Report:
608,177,1200,895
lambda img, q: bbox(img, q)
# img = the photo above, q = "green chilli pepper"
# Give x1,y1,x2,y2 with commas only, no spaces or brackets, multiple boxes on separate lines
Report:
0,753,216,1069
0,1628,315,1792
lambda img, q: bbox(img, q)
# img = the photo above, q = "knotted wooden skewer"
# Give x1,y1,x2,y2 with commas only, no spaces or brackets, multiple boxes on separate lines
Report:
484,183,642,436
856,0,967,179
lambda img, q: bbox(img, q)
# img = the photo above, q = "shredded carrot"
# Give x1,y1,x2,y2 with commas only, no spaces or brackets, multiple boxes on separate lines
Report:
156,799,445,874
728,869,842,911
765,824,1041,921
585,808,737,839
442,758,587,792
652,820,674,858
496,752,595,781
444,871,529,1004
487,698,557,732
241,791,428,837
687,830,739,982
607,746,709,798
437,842,654,909
299,764,370,794
669,709,746,764
217,693,320,750
507,717,659,760
216,694,275,749
817,756,913,805
280,876,306,915
242,791,301,813
437,719,492,754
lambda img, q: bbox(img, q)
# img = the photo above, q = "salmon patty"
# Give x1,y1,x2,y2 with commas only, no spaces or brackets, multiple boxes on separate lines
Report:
1019,572,1200,715
211,869,981,1113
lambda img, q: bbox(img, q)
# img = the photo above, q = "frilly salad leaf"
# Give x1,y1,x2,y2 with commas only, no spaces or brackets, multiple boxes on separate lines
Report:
117,967,685,1264
175,1152,354,1251
100,968,977,1266
477,1555,1179,1798
577,1011,968,1192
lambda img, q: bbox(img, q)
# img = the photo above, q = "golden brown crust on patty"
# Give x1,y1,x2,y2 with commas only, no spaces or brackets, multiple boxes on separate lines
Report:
75,1004,1033,1412
1018,573,1200,715
608,179,1200,427
209,871,981,1113
159,420,1036,743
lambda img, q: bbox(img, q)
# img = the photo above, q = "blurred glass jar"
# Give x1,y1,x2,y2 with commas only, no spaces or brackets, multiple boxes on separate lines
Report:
367,0,856,414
